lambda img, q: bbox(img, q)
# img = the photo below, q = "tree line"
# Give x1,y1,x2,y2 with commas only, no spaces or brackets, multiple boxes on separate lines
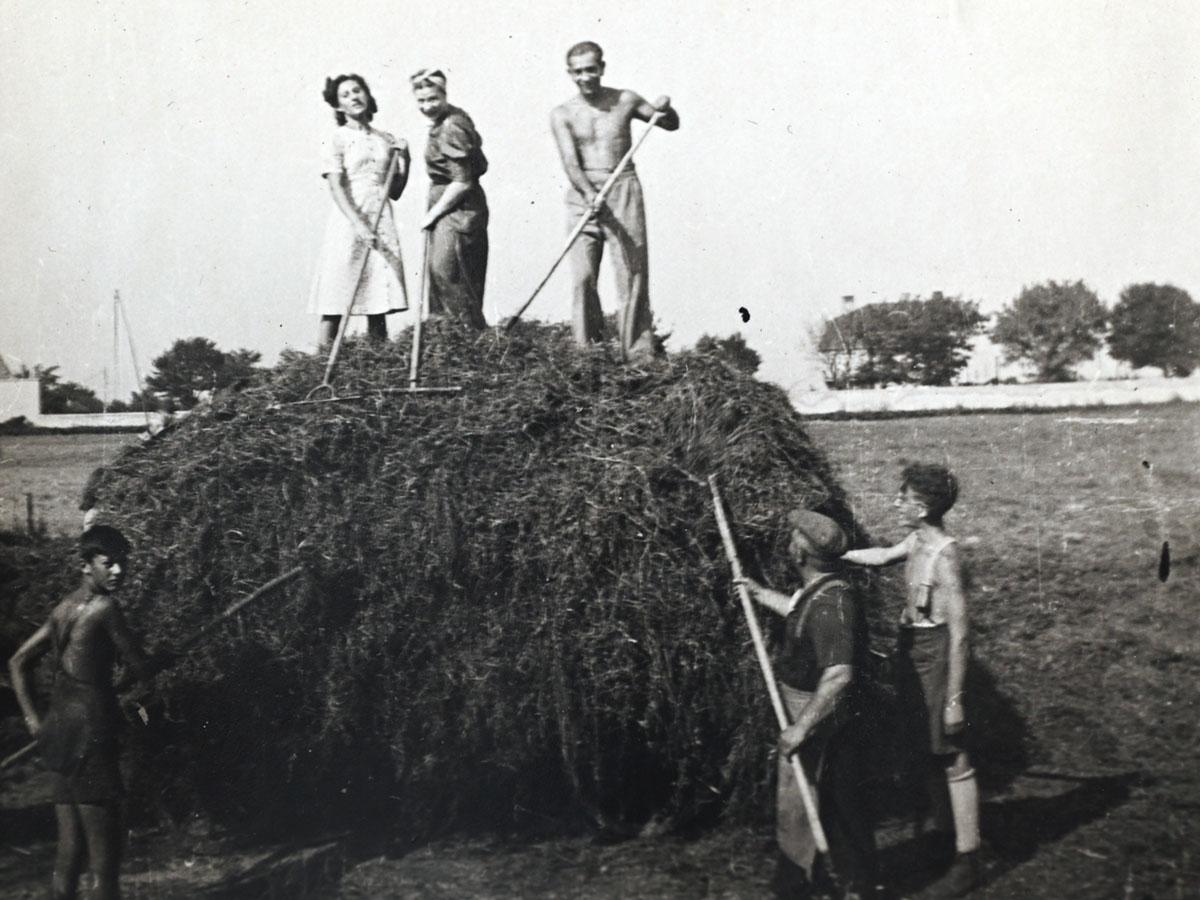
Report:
19,332,763,416
15,338,262,414
13,282,1195,412
818,281,1200,388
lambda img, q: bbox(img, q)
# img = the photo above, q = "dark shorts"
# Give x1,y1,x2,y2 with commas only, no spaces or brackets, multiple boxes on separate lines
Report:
896,624,966,758
40,675,124,806
50,746,123,806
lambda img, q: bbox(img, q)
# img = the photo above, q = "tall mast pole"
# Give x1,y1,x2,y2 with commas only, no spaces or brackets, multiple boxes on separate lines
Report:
115,291,151,427
113,291,120,410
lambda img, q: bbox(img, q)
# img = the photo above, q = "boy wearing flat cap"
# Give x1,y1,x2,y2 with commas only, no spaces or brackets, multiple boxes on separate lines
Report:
739,510,878,900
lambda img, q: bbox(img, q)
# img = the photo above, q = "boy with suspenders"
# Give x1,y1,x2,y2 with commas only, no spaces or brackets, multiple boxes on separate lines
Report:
842,464,982,897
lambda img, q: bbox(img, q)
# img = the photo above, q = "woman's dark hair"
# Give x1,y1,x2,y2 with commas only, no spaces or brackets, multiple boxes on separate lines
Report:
323,74,377,125
901,463,959,523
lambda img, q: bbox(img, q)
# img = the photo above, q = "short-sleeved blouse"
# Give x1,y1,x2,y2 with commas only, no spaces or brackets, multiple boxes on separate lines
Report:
425,107,488,185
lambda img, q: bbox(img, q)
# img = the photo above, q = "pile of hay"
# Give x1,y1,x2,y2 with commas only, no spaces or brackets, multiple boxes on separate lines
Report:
90,321,863,835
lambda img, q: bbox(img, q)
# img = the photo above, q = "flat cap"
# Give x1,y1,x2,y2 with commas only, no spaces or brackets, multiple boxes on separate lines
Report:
786,509,847,559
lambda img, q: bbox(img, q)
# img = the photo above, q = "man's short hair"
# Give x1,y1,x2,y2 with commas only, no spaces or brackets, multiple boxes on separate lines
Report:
566,41,604,65
901,463,959,523
80,525,131,562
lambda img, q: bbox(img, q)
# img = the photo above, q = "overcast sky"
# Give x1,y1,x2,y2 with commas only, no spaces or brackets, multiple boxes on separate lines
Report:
3,1,1199,397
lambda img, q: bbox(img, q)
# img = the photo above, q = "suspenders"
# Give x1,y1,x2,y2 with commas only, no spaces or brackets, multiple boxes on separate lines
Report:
911,534,956,621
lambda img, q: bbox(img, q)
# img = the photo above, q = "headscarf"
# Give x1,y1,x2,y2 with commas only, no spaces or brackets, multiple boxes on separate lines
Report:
410,68,448,94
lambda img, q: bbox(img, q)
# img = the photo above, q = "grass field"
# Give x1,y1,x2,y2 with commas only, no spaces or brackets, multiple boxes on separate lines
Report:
0,433,139,535
1,406,1197,898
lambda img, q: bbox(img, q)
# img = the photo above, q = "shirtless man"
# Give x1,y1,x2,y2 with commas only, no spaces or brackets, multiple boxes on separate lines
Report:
842,464,982,897
551,41,679,361
9,526,152,900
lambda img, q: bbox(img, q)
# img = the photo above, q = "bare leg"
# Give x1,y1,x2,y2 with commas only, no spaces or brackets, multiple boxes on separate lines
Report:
78,803,121,900
366,314,388,341
318,315,341,347
51,804,86,900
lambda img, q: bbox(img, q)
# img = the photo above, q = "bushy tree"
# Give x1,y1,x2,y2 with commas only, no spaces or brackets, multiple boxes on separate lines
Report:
146,338,262,409
17,364,104,414
1108,283,1200,377
817,294,986,388
991,280,1107,382
107,390,169,413
694,333,762,374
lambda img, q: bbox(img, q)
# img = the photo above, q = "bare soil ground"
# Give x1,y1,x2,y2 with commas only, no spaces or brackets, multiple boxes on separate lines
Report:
1,406,1197,898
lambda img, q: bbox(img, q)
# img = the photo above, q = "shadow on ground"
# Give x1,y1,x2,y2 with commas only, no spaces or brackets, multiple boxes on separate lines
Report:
881,770,1142,896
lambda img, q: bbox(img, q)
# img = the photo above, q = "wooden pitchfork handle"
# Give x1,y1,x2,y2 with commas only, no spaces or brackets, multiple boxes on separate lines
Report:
311,148,403,398
409,229,432,388
504,110,664,330
707,475,832,857
2,566,306,772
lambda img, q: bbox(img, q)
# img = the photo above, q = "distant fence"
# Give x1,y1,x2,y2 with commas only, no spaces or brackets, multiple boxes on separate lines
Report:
790,375,1200,416
3,492,38,534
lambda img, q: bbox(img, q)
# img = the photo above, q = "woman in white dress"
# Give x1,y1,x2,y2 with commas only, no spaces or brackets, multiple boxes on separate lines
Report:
309,74,410,345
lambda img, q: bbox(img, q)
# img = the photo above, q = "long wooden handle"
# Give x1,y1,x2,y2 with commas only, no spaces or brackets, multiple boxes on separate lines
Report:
504,111,664,330
409,230,431,388
321,148,402,387
3,566,307,774
1,740,36,770
111,566,306,691
708,475,830,855
175,566,305,655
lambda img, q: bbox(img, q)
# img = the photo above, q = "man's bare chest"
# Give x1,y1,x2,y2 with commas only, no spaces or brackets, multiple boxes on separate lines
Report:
569,106,630,145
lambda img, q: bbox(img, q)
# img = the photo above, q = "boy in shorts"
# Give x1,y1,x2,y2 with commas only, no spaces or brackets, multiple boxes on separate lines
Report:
8,525,152,900
842,464,981,897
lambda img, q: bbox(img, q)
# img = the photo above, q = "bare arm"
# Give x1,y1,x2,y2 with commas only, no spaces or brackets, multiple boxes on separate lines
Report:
103,601,150,683
633,93,680,131
419,180,473,231
388,141,410,201
735,576,794,618
843,534,911,567
8,623,52,734
933,547,969,732
779,664,853,756
551,107,599,205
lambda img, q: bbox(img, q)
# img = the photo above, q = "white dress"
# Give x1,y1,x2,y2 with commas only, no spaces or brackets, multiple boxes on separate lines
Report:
308,124,408,316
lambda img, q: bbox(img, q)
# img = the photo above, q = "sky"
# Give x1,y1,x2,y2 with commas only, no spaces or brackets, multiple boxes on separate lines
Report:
3,0,1200,398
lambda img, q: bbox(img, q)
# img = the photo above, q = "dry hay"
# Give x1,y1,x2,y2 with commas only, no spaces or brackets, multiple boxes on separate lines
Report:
88,320,867,835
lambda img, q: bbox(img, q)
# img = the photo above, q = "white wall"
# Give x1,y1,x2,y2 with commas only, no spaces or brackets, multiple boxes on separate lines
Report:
0,379,39,421
791,375,1200,416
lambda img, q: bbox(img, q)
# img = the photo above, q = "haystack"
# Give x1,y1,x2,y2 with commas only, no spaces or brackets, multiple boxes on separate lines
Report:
89,321,863,835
